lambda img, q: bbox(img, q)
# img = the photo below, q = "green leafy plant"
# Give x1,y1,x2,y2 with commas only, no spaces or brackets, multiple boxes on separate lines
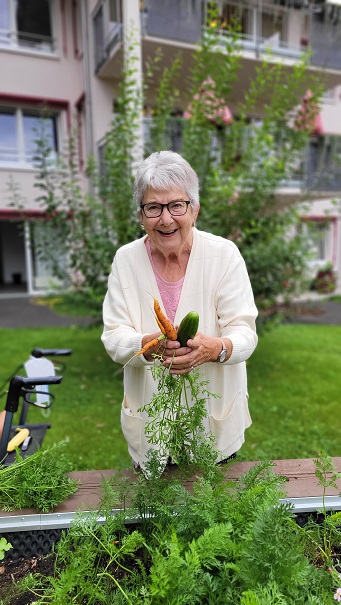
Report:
138,363,219,479
14,460,338,605
0,536,12,561
0,442,78,512
302,452,341,567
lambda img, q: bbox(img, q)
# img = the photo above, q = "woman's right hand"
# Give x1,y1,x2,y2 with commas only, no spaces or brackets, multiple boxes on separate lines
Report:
141,333,183,361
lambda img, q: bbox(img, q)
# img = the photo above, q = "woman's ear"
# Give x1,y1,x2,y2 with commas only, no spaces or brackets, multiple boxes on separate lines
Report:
139,209,145,230
192,203,200,225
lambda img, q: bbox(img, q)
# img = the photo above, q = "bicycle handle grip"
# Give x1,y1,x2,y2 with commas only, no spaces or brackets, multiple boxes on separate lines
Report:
31,348,72,358
5,375,63,413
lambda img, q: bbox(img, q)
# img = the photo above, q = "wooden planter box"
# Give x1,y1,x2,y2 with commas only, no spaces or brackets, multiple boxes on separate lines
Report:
0,457,341,559
1,458,341,536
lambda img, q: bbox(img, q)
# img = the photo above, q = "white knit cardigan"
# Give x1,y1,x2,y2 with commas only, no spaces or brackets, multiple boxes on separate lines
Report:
102,228,258,468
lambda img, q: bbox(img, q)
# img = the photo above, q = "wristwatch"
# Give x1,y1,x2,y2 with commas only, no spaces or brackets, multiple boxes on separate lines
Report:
217,338,228,363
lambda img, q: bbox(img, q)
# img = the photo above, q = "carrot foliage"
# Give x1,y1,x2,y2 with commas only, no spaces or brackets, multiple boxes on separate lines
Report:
138,362,220,479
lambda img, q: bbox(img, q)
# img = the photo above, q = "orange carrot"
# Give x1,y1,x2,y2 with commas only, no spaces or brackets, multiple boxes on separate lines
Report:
155,315,166,335
123,334,166,368
153,298,177,340
136,335,165,357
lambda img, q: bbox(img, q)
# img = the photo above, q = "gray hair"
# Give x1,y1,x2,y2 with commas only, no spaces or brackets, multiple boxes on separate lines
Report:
134,151,199,208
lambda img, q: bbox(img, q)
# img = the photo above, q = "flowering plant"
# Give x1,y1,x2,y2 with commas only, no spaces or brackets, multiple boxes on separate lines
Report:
311,262,337,294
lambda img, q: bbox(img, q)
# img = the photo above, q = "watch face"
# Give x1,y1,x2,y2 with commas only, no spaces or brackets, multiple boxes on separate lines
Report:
218,348,227,363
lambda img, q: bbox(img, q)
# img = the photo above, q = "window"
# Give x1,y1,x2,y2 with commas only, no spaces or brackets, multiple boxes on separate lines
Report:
108,0,122,52
306,221,328,261
0,0,54,52
0,109,17,162
0,107,58,165
109,0,122,24
93,1,123,71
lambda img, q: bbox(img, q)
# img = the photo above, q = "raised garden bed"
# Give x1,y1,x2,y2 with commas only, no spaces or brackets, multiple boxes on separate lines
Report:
1,457,340,604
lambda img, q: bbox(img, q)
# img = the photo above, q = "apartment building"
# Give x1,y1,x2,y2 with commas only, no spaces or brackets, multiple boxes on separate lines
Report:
0,0,341,296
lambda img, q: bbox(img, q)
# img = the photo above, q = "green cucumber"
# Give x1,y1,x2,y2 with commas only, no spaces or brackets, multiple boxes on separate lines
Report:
177,311,199,346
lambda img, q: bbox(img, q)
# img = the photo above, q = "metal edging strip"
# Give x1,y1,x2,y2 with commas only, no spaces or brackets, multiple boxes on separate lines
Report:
1,497,341,533
280,495,341,513
0,509,123,533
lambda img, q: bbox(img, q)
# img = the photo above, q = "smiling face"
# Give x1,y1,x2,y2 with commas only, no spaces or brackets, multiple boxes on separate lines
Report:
140,187,200,258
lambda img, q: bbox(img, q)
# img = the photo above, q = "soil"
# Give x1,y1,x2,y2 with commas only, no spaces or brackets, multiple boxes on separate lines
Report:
0,554,56,604
0,542,340,604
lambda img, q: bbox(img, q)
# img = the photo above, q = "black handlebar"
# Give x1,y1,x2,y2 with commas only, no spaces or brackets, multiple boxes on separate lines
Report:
31,348,72,358
5,375,63,413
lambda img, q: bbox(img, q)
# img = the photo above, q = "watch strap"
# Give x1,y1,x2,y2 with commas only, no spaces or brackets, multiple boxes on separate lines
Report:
217,337,227,363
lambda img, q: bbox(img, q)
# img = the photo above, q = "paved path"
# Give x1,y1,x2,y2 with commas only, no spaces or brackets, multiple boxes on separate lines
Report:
0,297,95,329
0,296,340,329
285,300,341,326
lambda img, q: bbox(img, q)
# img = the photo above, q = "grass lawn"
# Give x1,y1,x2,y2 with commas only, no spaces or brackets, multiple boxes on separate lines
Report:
0,325,130,471
0,322,340,470
242,322,341,461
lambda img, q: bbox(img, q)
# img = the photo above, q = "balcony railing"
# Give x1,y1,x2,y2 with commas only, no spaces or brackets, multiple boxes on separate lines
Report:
310,8,341,71
141,0,203,44
94,19,123,72
140,0,341,71
93,2,340,73
0,29,55,53
305,137,341,192
141,0,307,58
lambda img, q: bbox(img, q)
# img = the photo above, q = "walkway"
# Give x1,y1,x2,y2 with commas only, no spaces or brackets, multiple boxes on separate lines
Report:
0,295,340,329
0,296,94,328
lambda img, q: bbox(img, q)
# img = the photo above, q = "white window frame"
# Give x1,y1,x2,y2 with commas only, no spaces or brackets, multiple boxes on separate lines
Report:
0,0,55,54
0,106,59,168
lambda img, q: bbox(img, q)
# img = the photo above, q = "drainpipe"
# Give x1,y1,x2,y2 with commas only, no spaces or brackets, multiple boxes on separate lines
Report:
80,0,95,164
255,0,261,59
24,221,34,295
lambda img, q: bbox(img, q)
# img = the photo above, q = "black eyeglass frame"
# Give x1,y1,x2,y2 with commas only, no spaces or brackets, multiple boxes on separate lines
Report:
140,200,191,218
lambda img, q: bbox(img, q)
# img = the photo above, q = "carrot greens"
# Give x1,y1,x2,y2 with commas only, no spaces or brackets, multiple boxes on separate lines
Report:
0,442,78,512
138,362,219,478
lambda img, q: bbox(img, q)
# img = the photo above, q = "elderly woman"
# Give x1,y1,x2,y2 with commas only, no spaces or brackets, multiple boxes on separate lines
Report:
102,150,258,471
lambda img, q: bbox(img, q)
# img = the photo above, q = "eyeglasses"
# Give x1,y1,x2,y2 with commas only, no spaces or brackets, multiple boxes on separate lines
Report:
140,200,191,218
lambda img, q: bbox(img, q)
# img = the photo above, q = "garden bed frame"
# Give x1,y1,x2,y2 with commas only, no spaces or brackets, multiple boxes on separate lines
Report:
1,458,341,534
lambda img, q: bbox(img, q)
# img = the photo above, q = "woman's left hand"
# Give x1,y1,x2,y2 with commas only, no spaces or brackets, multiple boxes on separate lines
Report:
163,332,231,375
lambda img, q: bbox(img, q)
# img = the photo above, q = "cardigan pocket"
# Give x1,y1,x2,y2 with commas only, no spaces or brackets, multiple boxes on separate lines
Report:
208,390,247,451
121,397,142,455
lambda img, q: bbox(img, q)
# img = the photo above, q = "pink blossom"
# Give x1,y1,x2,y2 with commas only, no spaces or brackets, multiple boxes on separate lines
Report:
184,77,232,125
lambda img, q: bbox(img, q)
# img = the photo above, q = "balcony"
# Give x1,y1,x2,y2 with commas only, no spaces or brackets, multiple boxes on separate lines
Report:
141,1,308,57
94,1,341,93
139,1,341,89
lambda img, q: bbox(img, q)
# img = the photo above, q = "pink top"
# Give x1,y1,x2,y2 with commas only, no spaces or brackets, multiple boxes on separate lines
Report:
145,238,184,324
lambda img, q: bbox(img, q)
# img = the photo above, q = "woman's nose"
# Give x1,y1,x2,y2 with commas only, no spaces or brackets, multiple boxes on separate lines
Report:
159,206,173,224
